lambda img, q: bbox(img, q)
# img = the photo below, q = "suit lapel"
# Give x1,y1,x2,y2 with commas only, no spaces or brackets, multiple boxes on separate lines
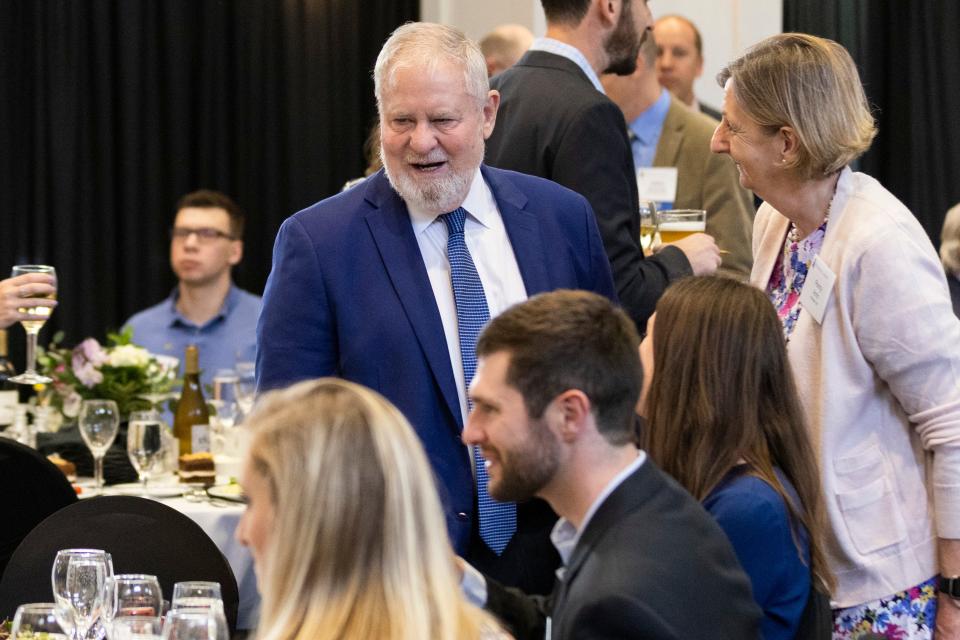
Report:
653,100,685,167
362,174,463,430
482,165,553,295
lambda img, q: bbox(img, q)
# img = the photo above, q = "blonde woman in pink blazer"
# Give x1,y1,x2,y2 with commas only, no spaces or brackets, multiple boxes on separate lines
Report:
711,34,960,639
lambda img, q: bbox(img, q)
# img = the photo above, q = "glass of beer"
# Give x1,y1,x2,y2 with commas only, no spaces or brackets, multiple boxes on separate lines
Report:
8,264,57,384
639,201,658,254
657,210,706,244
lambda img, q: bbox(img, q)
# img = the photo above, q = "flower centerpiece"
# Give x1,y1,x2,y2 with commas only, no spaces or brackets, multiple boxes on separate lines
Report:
37,327,179,420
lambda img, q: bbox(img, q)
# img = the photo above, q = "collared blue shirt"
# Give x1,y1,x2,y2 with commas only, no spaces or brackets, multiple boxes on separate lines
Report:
529,37,605,94
124,284,261,389
627,88,672,170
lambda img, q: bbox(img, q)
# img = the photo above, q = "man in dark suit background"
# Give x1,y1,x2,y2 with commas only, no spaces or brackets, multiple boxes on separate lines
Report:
485,0,722,330
462,290,761,639
256,22,616,595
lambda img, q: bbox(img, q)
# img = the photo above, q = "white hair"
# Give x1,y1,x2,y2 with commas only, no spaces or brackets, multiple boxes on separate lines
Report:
374,22,489,111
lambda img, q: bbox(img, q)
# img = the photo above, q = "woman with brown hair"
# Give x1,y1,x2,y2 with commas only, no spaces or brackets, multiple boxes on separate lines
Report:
639,275,833,640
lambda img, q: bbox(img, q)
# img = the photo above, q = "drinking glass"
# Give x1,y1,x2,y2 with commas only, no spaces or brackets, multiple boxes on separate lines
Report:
639,200,659,254
170,582,221,610
104,574,163,621
161,608,227,640
8,264,57,385
656,209,707,244
109,616,162,640
79,400,120,494
234,362,255,419
11,603,70,640
127,411,166,496
52,549,113,640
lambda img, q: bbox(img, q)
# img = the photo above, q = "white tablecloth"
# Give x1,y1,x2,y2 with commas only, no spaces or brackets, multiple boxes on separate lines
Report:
160,496,259,630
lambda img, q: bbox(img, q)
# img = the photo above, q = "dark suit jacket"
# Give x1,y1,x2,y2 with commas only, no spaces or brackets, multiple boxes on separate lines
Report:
256,165,617,591
486,460,762,640
486,50,691,330
655,96,755,279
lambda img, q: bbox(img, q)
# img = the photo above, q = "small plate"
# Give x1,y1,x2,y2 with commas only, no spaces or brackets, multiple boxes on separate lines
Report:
104,483,186,499
206,483,246,503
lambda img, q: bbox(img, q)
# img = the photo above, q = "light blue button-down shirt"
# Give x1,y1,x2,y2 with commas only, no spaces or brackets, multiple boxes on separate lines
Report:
529,37,605,94
627,88,672,170
124,284,261,389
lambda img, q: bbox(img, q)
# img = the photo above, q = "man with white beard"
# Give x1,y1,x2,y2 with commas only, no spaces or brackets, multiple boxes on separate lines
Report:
256,22,617,595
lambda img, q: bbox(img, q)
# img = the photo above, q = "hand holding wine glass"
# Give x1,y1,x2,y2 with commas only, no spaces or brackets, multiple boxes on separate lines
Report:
79,400,120,494
6,265,57,384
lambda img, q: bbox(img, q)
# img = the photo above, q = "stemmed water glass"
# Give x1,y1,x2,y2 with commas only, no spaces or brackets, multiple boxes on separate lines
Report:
109,616,163,640
127,411,166,496
11,603,70,639
8,264,57,384
103,574,163,640
234,362,255,420
52,549,113,640
79,400,120,494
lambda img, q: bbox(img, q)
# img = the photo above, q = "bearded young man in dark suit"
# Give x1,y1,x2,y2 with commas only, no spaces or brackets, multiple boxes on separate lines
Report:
256,22,617,596
485,0,721,330
461,290,761,639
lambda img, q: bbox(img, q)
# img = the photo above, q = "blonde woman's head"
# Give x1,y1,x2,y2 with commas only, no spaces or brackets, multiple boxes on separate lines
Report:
237,378,493,640
941,203,960,277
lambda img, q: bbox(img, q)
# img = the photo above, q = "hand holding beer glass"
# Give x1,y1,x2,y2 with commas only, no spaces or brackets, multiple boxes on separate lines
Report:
656,209,706,244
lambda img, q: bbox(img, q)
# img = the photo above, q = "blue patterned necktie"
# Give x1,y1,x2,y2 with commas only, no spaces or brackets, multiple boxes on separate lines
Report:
440,206,517,555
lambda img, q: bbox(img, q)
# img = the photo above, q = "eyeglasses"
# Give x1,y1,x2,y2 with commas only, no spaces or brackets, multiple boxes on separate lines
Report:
170,227,236,243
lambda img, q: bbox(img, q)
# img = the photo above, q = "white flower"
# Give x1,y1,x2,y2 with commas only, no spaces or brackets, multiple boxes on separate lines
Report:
107,344,151,368
63,391,83,418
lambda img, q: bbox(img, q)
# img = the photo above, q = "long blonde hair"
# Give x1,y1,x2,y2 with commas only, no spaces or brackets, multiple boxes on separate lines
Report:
246,378,498,640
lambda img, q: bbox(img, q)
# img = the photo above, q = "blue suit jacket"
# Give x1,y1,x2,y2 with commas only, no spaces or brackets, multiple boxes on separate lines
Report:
256,165,617,552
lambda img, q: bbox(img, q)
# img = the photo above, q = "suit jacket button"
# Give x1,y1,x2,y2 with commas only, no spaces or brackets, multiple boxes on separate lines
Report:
456,512,469,522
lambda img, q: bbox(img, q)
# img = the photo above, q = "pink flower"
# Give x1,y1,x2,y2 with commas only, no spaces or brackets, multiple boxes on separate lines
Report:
73,361,103,388
75,338,108,366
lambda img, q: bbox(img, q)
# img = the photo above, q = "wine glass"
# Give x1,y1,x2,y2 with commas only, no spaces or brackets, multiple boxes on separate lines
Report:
234,362,255,419
79,400,120,494
52,550,112,640
11,603,70,639
170,582,221,610
639,200,659,254
103,574,163,631
127,411,166,496
161,608,226,640
109,616,162,640
8,264,57,385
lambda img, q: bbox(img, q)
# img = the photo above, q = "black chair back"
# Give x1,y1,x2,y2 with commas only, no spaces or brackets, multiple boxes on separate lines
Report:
0,437,78,579
0,495,239,631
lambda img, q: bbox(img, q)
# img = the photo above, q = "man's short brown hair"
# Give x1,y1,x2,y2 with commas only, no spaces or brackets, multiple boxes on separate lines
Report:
477,290,642,445
176,189,245,239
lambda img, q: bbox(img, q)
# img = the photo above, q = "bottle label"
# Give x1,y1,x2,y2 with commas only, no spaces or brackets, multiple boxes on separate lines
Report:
0,391,17,426
191,424,211,453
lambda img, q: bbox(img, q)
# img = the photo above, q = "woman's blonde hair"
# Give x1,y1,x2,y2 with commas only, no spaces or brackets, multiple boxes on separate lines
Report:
718,33,876,179
246,378,498,640
940,203,960,277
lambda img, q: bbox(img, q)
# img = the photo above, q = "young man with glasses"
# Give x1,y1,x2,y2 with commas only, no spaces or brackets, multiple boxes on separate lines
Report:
124,190,261,387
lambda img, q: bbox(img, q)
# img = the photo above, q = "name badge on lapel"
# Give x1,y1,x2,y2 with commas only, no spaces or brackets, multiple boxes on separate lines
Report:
636,167,678,203
799,256,836,324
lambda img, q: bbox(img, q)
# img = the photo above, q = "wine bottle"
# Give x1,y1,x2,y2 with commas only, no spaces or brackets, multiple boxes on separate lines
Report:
0,330,18,429
173,345,210,454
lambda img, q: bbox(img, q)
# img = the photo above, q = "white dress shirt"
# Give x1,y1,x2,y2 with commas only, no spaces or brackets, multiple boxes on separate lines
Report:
407,168,527,425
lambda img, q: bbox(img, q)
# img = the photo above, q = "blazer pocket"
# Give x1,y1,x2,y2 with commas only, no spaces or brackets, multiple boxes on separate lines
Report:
835,473,907,555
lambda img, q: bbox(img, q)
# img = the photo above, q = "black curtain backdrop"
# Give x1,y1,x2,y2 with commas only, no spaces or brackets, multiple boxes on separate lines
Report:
0,0,417,364
783,0,960,245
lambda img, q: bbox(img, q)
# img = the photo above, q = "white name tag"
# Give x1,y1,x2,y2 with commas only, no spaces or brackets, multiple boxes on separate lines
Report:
191,424,211,453
799,256,836,325
636,167,678,203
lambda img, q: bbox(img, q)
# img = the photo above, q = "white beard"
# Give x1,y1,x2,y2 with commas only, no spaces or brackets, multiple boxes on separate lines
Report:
382,156,475,215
